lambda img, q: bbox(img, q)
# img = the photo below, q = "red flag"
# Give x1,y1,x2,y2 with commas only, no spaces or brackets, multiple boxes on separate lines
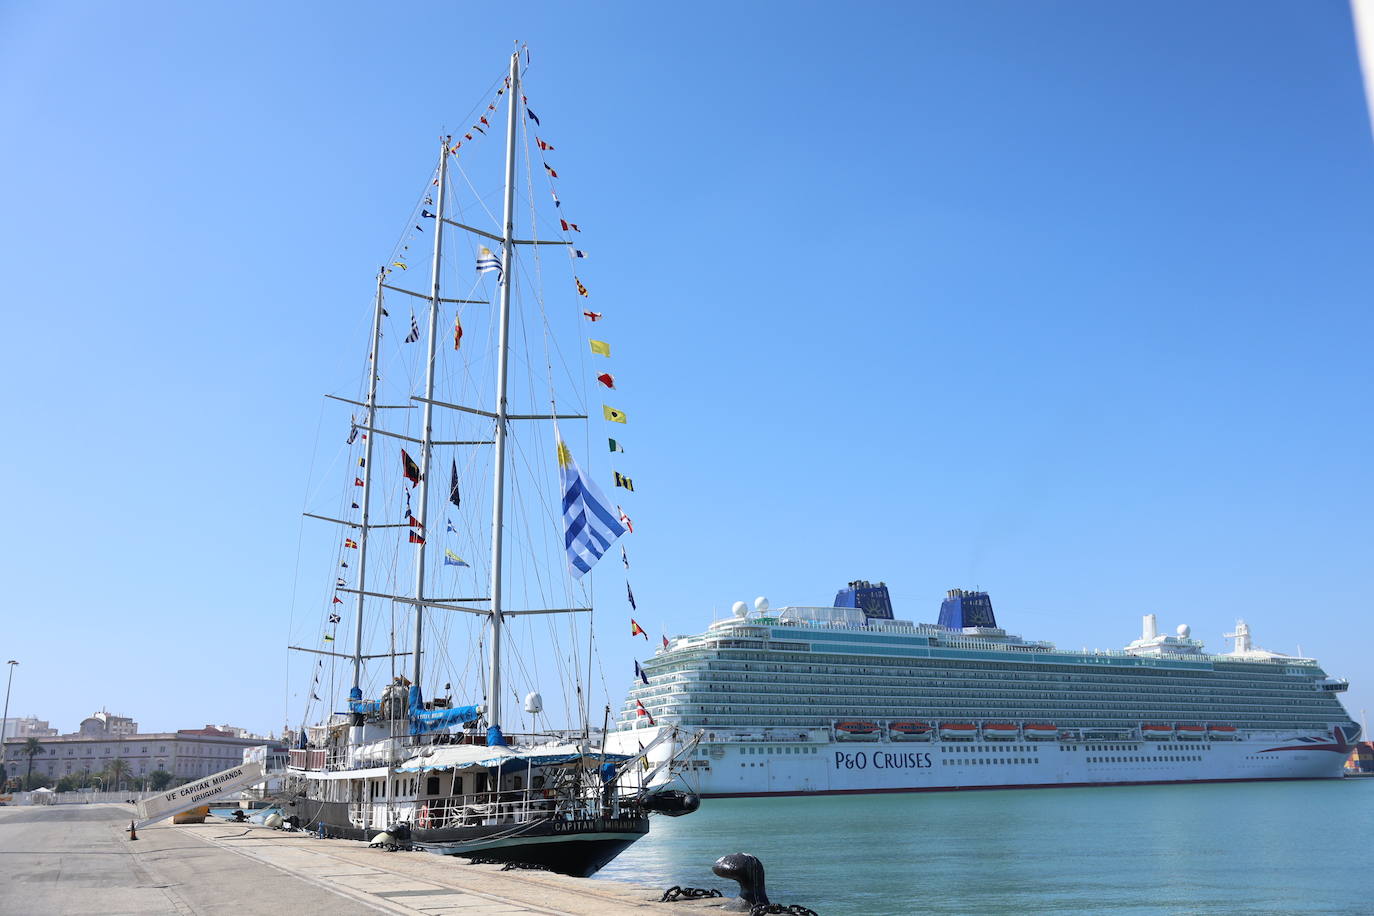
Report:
582,310,602,322
630,619,647,639
597,373,615,389
354,477,364,487
454,312,463,350
537,137,554,150
344,538,358,549
408,531,426,544
635,699,655,726
560,219,581,232
332,596,343,604
407,513,423,528
543,162,558,178
618,506,633,533
401,449,421,486
480,116,490,127
662,634,670,649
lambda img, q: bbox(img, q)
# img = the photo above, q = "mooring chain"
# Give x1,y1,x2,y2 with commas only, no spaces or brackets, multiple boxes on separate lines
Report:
659,886,724,902
749,905,819,916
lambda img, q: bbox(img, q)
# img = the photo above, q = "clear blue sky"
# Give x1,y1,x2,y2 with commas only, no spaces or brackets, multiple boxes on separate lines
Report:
2,1,1371,738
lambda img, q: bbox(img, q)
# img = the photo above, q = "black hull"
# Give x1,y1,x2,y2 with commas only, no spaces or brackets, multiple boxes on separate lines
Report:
299,799,648,878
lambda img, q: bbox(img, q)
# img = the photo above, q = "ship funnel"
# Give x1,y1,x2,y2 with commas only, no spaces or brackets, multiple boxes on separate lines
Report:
1142,614,1157,641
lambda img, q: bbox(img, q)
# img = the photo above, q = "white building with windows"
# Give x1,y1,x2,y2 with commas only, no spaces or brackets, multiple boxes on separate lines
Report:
3,719,267,784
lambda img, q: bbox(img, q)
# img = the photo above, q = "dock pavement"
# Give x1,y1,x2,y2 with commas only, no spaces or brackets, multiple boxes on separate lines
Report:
0,804,725,915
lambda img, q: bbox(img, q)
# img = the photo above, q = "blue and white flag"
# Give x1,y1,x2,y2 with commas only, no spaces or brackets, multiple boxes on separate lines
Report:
634,660,649,685
446,518,457,534
557,436,626,578
476,246,503,282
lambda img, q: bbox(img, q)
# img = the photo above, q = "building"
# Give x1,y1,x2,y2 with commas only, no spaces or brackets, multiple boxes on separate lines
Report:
78,709,138,737
2,713,269,785
0,716,58,739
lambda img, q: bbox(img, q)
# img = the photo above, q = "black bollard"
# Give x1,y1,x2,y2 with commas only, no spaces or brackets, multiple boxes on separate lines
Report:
128,820,138,841
712,853,768,910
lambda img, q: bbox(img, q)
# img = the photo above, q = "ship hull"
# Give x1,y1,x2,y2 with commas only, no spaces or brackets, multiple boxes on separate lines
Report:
614,726,1349,798
304,799,647,877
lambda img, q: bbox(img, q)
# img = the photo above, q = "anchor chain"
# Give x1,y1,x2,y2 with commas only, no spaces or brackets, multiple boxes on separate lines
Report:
660,886,723,901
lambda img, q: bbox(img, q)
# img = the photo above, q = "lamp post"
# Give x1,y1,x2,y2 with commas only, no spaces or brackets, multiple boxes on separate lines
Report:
0,660,16,789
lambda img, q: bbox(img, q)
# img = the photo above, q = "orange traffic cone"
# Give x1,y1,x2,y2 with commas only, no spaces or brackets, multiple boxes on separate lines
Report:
128,819,138,841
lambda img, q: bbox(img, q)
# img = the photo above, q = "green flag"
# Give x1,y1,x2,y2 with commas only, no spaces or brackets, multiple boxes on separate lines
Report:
608,438,624,453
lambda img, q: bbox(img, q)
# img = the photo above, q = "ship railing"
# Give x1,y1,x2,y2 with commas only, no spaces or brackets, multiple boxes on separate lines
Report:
419,786,622,830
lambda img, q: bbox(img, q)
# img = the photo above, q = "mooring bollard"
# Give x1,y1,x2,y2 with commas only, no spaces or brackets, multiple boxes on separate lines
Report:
128,820,138,841
712,853,768,911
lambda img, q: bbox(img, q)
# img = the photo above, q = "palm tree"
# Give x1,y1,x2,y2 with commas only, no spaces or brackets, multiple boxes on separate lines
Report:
106,757,130,792
22,738,44,789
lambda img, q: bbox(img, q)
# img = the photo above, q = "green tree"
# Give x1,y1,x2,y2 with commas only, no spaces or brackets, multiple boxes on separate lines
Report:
106,757,130,791
148,769,173,791
22,738,44,788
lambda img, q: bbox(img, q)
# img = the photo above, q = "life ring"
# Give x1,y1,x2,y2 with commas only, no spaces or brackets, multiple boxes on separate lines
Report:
417,804,431,828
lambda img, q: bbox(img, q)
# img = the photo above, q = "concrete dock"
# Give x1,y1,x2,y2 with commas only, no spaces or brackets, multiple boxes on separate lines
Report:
0,804,723,915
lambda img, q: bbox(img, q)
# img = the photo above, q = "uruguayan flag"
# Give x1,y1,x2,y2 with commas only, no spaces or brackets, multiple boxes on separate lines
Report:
476,246,503,282
557,437,625,578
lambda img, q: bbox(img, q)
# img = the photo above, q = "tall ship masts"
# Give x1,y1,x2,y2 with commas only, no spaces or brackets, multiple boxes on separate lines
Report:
285,47,699,877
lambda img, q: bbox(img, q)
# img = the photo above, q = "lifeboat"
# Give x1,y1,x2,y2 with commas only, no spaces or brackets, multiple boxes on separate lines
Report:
888,721,933,741
1023,724,1058,740
1208,724,1238,739
1141,724,1173,740
1176,724,1205,740
834,721,880,741
939,722,977,740
982,723,1019,740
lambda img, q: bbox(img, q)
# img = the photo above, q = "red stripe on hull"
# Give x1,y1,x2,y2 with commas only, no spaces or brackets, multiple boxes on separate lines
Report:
700,776,1338,799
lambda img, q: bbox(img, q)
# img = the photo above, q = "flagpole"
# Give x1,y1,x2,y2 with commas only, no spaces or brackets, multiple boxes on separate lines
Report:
351,270,386,710
485,49,520,746
411,137,450,692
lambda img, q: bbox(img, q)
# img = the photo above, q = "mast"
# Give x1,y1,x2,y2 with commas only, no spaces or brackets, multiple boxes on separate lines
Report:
351,270,386,702
486,49,520,745
411,137,450,689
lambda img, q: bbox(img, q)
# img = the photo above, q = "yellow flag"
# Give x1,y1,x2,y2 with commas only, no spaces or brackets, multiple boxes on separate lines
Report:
589,340,610,357
603,405,627,424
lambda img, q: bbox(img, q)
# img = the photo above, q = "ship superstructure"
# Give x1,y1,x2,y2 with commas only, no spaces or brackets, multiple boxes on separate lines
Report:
608,582,1358,797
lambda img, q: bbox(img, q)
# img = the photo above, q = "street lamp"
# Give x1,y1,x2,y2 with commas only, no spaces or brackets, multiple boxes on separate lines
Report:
0,660,16,788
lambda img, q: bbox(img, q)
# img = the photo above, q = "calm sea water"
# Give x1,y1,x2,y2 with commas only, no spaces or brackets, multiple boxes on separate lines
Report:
598,779,1374,915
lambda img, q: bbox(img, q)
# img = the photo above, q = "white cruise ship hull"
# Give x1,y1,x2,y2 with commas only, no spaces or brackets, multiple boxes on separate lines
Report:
612,726,1350,797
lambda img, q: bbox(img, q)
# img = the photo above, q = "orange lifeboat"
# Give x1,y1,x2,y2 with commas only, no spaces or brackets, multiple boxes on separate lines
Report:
888,721,933,741
835,721,880,741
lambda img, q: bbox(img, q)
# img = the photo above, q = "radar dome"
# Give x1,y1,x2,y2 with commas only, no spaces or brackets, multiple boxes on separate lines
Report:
1176,624,1191,638
754,596,770,613
524,691,543,715
732,601,748,618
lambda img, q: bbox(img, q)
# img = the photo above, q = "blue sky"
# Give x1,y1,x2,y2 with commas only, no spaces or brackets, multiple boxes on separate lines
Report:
1,2,1371,738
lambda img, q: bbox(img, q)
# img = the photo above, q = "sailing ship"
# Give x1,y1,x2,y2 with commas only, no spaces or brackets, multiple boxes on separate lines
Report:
282,47,698,878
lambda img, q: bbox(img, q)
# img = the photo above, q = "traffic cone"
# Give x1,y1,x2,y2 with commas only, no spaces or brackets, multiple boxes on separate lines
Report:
128,819,138,841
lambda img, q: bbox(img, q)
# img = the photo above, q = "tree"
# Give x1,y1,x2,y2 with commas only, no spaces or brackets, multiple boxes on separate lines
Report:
22,738,44,788
148,769,173,791
106,757,131,790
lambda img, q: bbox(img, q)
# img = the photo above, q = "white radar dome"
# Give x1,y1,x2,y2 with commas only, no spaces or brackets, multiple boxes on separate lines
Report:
754,596,770,613
1176,624,1191,638
524,691,543,714
732,601,749,618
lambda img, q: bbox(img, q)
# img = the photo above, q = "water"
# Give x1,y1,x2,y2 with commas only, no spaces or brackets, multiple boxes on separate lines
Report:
598,779,1374,915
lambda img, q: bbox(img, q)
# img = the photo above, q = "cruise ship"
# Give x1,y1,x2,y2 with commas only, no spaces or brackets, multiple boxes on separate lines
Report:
607,582,1358,797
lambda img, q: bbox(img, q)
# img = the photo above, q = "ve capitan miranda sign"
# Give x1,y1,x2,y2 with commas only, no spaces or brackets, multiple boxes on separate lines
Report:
134,759,266,828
